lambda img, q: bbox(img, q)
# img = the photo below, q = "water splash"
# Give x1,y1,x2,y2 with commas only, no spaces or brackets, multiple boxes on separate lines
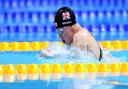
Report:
57,78,114,89
38,42,124,64
38,43,125,89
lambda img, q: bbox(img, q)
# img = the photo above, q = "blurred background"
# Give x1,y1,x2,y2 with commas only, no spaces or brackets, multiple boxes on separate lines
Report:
0,0,128,42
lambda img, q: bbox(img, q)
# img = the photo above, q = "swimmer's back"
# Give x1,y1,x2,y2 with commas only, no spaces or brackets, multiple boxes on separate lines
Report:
72,28,100,59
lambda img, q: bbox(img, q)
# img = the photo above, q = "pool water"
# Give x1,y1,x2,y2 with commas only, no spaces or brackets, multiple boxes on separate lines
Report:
0,30,128,89
0,51,127,64
0,50,128,89
0,76,128,89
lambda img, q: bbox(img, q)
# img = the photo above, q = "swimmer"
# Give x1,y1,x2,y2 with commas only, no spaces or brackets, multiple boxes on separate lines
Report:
41,7,102,61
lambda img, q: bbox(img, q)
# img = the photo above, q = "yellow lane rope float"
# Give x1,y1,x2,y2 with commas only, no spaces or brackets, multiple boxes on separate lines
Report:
0,63,128,82
0,40,128,51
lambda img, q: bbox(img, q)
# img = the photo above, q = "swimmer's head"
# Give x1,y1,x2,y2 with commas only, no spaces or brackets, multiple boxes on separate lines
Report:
54,7,77,45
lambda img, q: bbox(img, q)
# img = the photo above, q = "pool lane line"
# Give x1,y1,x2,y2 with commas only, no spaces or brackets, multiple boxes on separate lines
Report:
102,81,128,86
0,63,128,82
0,40,128,51
0,63,128,74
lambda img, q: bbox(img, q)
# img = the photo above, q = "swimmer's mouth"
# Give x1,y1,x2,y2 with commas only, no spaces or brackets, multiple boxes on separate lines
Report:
62,40,65,43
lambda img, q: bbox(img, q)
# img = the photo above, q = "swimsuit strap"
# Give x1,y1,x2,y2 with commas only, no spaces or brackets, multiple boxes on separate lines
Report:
99,48,103,61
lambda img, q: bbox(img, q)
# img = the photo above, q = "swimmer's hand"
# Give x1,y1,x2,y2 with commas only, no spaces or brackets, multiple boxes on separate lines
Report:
39,43,65,58
39,49,53,58
39,53,54,59
39,54,48,57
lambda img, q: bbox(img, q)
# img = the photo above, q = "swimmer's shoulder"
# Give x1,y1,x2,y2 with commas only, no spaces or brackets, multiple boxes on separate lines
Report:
73,28,90,43
74,28,90,38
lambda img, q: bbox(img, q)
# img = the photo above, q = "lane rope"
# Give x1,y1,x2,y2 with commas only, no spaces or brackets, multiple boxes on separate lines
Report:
0,63,128,82
0,40,128,51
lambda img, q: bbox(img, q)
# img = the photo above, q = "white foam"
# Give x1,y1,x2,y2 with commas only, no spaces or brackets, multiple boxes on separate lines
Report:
58,78,114,89
38,42,124,64
38,42,124,89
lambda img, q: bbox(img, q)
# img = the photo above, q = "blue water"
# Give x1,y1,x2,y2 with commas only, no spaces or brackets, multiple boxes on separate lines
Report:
0,50,127,89
0,29,127,89
0,76,128,89
0,51,127,64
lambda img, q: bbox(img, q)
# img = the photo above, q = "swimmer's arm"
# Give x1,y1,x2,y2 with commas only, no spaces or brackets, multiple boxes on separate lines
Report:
71,36,88,57
72,34,100,59
40,43,62,58
39,49,51,57
72,34,88,50
87,45,100,59
40,43,54,57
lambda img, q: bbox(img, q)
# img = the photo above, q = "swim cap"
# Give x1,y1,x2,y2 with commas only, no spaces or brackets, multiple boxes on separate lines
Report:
54,7,76,28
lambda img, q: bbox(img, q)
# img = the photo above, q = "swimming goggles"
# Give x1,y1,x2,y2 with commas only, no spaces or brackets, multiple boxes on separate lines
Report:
57,28,64,36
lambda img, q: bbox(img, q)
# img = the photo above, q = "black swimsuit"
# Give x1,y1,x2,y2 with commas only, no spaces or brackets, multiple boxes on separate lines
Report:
99,48,103,61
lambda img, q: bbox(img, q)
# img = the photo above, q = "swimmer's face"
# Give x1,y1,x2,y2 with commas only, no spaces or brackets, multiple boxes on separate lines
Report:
58,26,74,45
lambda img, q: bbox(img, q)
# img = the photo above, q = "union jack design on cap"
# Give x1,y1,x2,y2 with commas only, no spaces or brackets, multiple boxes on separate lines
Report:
62,12,70,20
55,7,76,28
